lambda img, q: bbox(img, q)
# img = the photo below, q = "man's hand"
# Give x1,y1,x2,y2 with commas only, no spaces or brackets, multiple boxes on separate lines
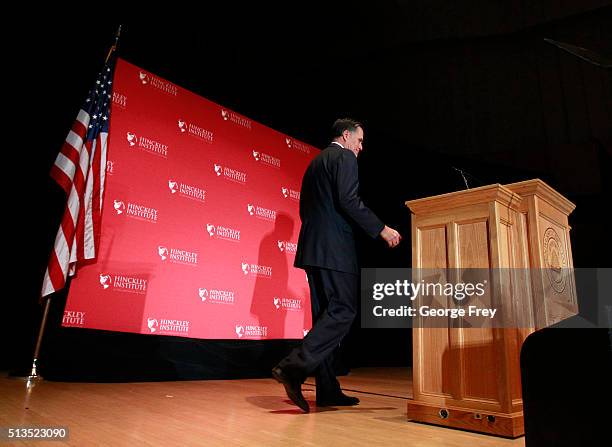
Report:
380,225,401,248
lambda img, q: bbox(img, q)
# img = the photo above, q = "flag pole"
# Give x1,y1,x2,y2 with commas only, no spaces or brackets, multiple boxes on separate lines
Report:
12,26,124,382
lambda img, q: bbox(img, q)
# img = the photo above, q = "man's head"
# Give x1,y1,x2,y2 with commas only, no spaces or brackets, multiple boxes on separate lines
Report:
331,118,364,157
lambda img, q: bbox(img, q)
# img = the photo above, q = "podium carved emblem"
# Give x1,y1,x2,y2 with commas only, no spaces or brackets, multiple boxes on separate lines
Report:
543,227,567,293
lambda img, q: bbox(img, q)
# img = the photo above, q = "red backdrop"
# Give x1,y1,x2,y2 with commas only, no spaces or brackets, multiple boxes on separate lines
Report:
62,58,317,340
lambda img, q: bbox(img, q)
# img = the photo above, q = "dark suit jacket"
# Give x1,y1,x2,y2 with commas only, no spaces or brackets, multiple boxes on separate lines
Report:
294,144,384,274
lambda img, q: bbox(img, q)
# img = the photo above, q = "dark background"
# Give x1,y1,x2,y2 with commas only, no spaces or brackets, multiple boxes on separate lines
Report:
5,2,611,380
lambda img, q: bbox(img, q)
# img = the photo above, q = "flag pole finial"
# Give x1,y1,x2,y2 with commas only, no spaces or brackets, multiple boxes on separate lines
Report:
105,25,123,63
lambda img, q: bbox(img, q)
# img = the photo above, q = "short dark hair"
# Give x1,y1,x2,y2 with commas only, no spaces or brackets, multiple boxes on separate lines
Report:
331,118,362,138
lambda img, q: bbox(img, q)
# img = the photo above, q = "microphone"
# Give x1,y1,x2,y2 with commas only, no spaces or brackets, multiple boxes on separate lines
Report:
452,166,470,189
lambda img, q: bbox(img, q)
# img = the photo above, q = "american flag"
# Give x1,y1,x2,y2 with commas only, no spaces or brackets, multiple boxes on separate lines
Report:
41,52,116,297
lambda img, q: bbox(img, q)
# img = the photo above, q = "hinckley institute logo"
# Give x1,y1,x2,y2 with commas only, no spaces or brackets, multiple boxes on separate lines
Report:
221,109,252,130
157,245,199,267
235,324,268,339
63,310,85,326
146,317,190,335
99,273,148,294
126,131,169,158
241,262,273,278
281,186,300,202
277,240,298,255
206,223,241,242
252,149,281,169
112,91,128,109
138,70,178,96
168,179,207,203
213,163,247,185
246,203,277,222
273,296,303,312
113,199,158,224
177,118,214,144
285,137,311,155
198,287,235,305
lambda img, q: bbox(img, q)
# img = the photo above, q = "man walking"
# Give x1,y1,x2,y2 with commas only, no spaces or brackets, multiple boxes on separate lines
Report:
272,118,401,412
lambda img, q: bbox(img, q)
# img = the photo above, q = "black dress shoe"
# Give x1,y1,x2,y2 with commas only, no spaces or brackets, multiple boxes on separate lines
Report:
316,393,360,407
272,366,310,413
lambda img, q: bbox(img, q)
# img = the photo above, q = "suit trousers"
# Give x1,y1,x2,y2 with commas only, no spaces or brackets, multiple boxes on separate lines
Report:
278,266,358,398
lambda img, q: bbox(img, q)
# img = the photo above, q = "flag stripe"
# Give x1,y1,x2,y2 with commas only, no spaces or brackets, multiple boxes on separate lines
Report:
59,200,76,246
53,152,78,184
45,229,71,293
75,109,90,131
60,132,84,163
74,139,93,261
50,164,73,195
83,138,97,259
98,132,108,206
93,132,109,254
65,128,85,154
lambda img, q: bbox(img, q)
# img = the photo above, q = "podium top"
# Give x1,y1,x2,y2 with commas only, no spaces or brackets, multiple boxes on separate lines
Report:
405,183,520,215
504,179,575,215
405,179,575,216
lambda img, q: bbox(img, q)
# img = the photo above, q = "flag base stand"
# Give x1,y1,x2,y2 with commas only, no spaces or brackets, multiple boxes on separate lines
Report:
8,360,44,381
9,298,51,382
26,359,44,381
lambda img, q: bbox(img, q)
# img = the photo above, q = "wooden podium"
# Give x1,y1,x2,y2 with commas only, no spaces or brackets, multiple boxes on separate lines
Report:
404,179,576,437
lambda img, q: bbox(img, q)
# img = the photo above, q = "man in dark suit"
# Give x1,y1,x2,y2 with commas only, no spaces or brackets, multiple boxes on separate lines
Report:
272,118,401,412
